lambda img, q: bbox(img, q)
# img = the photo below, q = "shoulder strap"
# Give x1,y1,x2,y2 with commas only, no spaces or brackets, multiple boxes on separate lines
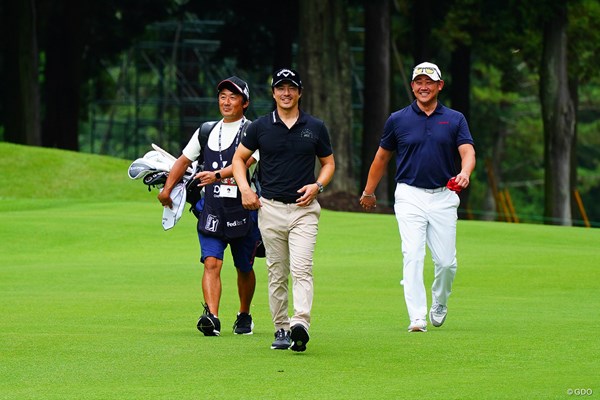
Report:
198,121,218,162
240,119,251,135
197,118,250,165
240,119,261,196
199,121,218,147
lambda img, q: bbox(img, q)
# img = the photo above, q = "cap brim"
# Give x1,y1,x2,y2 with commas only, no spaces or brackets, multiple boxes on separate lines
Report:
271,79,300,87
413,74,441,81
218,80,248,100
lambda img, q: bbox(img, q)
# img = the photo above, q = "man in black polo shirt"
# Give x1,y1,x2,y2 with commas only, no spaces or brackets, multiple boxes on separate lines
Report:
232,68,335,352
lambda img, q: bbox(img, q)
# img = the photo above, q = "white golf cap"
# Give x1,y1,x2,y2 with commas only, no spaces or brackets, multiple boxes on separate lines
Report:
412,62,442,81
162,183,186,230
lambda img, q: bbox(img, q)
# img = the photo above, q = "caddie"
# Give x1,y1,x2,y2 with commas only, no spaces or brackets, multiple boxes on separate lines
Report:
158,76,261,336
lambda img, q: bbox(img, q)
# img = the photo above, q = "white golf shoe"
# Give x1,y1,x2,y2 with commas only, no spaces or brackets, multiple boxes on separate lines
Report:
408,319,427,332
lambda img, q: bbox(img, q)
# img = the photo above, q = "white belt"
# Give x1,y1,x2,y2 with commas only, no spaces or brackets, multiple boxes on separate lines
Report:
421,187,447,194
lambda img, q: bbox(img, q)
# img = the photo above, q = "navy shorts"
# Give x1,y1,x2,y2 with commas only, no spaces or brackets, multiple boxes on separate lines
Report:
197,210,260,273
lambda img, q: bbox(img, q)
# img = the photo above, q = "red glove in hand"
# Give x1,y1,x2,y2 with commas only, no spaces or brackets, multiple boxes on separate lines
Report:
446,177,462,193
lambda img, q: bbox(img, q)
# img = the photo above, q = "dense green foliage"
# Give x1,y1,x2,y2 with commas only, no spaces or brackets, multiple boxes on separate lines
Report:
1,0,599,224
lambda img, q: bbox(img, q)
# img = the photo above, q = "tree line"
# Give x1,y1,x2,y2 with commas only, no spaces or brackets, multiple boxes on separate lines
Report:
1,0,599,226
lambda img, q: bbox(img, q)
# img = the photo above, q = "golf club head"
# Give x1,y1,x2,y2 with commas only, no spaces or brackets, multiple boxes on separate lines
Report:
142,150,174,171
128,159,159,180
143,171,169,186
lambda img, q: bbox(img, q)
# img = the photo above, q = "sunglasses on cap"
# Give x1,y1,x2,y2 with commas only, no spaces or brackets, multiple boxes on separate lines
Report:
413,67,441,76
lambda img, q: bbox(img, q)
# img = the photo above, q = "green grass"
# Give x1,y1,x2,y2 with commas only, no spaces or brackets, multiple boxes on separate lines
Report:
1,143,599,399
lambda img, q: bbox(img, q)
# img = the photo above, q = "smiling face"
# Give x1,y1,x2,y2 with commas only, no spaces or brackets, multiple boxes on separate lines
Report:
411,75,444,107
272,82,301,112
218,88,248,122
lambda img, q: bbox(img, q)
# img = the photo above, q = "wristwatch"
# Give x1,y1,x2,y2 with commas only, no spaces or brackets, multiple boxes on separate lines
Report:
215,171,222,180
315,181,324,193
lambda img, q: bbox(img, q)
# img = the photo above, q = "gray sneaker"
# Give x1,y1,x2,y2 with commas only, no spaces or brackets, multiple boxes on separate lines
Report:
430,303,448,327
271,328,291,350
290,324,310,352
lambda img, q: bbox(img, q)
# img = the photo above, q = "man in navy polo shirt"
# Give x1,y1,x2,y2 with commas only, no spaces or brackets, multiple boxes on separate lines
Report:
360,62,476,333
232,68,335,352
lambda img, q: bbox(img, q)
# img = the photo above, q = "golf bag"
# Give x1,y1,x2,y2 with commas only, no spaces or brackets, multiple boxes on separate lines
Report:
127,121,219,208
127,147,201,206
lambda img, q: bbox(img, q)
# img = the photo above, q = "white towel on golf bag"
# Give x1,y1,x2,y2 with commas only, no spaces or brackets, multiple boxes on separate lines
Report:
161,183,186,230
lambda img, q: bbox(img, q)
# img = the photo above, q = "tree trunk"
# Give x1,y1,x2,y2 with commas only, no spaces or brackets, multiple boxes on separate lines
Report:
2,0,41,145
410,0,434,62
450,44,473,219
298,0,354,192
484,122,509,222
568,76,580,225
41,0,85,150
271,0,296,70
361,0,390,200
540,3,575,226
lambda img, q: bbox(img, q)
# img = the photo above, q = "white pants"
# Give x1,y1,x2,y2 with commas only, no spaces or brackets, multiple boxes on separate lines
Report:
258,198,321,331
394,183,460,323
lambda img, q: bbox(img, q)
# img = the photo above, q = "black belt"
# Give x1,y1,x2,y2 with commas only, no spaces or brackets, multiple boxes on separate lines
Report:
269,196,298,204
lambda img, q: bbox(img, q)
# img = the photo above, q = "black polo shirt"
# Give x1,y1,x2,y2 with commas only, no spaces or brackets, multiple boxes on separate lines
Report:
242,110,333,202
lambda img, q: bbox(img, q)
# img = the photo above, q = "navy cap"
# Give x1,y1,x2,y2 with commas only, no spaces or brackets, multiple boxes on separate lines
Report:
217,76,250,101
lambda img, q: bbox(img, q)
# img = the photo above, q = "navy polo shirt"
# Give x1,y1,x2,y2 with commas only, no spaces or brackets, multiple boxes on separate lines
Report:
242,110,333,201
380,100,474,189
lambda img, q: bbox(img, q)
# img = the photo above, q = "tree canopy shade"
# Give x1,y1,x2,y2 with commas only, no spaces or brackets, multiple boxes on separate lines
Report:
298,0,355,193
181,0,299,71
361,0,391,201
0,0,178,150
1,0,41,146
1,0,600,225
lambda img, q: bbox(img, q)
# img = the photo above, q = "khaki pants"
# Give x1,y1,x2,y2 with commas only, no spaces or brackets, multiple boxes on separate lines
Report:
258,198,321,331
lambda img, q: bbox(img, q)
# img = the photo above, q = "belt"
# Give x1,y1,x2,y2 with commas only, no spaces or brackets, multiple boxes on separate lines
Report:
421,187,447,194
268,196,298,204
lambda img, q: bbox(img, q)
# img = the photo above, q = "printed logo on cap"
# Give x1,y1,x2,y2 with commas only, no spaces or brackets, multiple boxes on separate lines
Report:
277,69,296,78
272,68,302,88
